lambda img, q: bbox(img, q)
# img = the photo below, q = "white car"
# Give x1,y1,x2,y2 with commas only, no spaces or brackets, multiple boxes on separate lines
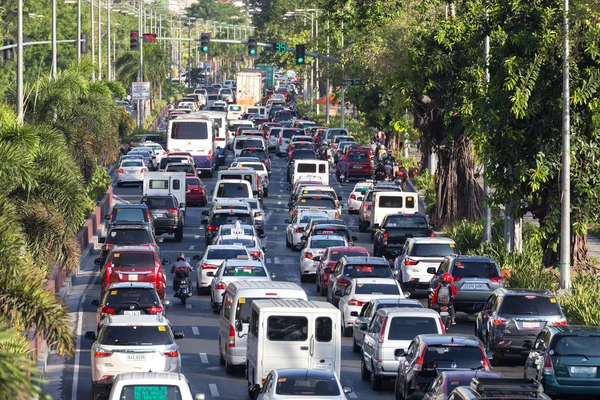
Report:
106,373,205,400
285,209,330,251
214,233,266,261
214,222,259,239
84,315,184,396
139,141,168,164
337,277,405,336
299,234,348,283
393,237,458,292
213,100,227,108
233,136,267,157
210,259,274,312
347,181,373,214
116,159,147,187
195,245,251,294
244,198,265,235
256,369,352,400
230,162,270,195
178,101,197,111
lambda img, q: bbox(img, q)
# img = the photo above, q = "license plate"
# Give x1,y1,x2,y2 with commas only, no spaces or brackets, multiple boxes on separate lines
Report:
440,311,449,316
153,213,165,218
124,310,141,316
126,354,146,362
465,283,486,290
128,274,138,281
570,366,597,375
522,322,540,329
125,170,135,174
353,165,363,169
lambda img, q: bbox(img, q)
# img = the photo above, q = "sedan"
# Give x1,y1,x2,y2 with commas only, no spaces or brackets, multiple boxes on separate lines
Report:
185,176,207,207
254,369,352,400
299,235,348,283
116,160,147,187
285,210,330,251
214,234,266,261
194,245,251,295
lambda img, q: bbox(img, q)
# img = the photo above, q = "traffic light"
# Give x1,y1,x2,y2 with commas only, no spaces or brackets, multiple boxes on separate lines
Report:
3,40,14,61
296,44,306,64
81,32,88,54
130,30,139,51
143,33,157,43
248,36,257,56
200,33,210,53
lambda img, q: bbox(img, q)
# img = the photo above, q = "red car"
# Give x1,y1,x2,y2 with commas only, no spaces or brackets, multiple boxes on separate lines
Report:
316,246,370,296
185,176,207,206
344,150,372,179
99,246,168,299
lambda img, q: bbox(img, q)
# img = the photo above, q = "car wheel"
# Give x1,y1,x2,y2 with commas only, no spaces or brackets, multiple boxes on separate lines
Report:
285,234,291,248
175,225,184,242
360,355,371,381
196,281,202,296
352,337,360,353
370,362,383,391
291,244,300,252
343,322,352,337
300,274,307,283
394,377,405,400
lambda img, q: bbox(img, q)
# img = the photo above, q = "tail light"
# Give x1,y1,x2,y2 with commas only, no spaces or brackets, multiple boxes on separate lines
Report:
438,318,446,334
479,347,491,371
335,211,340,218
493,316,508,325
337,277,351,286
413,351,425,371
250,251,261,259
94,348,113,358
404,258,419,266
382,232,389,246
295,228,304,233
147,305,163,314
543,353,555,375
104,262,113,281
452,276,462,282
100,306,116,314
207,225,218,231
208,150,212,161
554,318,567,326
155,260,163,288
350,194,356,200
202,264,217,270
101,244,114,251
279,138,283,145
429,232,435,237
229,325,236,347
217,283,227,290
117,168,124,174
304,252,313,259
489,276,505,283
140,168,147,173
348,299,364,307
167,208,178,213
378,317,388,344
145,209,151,221
161,350,179,357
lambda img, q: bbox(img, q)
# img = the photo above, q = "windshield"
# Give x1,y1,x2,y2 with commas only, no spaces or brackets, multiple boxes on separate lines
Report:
142,197,176,209
106,230,152,246
299,214,328,224
355,283,399,295
314,228,350,240
311,239,346,249
206,248,248,260
275,377,340,396
329,250,367,262
410,244,456,257
343,264,392,278
297,198,336,208
222,265,266,277
98,325,173,346
121,161,144,167
233,164,266,172
384,215,428,228
387,317,438,340
166,165,194,173
210,213,253,226
110,252,155,267
229,105,242,111
348,152,369,161
118,385,184,400
104,288,159,306
498,296,562,316
112,208,146,223
451,261,500,279
240,150,267,160
291,151,316,160
423,346,485,370
170,121,209,140
216,183,250,198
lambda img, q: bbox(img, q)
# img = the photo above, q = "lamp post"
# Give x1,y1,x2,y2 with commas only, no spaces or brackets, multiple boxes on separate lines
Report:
106,0,111,80
91,0,95,80
98,0,101,80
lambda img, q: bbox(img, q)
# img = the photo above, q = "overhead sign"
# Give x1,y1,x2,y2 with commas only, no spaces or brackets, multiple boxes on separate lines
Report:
131,82,150,100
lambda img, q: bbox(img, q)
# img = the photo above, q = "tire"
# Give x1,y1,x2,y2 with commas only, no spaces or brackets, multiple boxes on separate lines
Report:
353,337,360,353
219,342,226,366
370,362,383,391
180,295,187,305
360,355,371,381
175,225,184,242
197,282,202,296
394,378,406,400
292,244,300,252
343,325,352,337
285,234,291,248
300,274,307,283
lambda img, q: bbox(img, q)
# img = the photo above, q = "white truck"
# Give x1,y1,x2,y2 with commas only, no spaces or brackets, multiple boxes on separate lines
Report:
142,171,187,208
236,71,263,107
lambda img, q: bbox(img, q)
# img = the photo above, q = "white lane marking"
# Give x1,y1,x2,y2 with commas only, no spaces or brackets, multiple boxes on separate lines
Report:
186,303,192,309
192,326,200,335
199,352,209,364
274,257,282,265
279,189,283,192
348,392,358,398
277,201,282,205
273,226,278,231
266,258,272,264
209,383,219,397
194,235,200,239
277,194,282,199
189,245,195,250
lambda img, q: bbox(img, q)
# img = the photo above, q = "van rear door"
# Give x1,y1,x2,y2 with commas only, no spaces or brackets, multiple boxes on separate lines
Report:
310,313,336,372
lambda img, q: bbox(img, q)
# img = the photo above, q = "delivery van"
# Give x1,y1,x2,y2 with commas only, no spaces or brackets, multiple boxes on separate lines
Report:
370,191,419,231
218,281,308,373
142,171,187,209
293,160,329,186
246,299,341,391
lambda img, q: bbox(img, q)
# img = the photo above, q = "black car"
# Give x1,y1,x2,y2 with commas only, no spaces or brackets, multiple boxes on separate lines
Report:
392,334,492,400
141,194,185,242
104,203,153,232
372,213,434,259
98,224,159,262
202,209,254,245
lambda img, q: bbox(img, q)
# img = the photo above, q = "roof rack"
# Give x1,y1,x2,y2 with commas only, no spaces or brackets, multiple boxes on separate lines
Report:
470,378,544,397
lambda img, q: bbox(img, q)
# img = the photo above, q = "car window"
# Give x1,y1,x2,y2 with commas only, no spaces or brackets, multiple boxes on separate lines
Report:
121,161,144,167
383,215,428,228
298,198,336,208
118,385,185,399
275,376,340,396
291,150,316,160
222,265,266,277
210,213,253,226
355,283,399,295
343,264,392,278
206,249,248,261
112,208,146,222
423,345,485,369
329,250,366,262
377,302,424,311
170,121,209,140
240,150,267,159
104,288,160,306
267,316,308,341
315,317,332,342
498,296,561,316
106,230,152,246
166,164,194,173
299,214,328,224
347,152,368,161
310,239,347,249
109,252,155,267
553,335,600,356
216,182,251,198
388,317,438,340
410,243,457,257
218,238,256,247
98,325,173,345
186,177,202,187
451,261,499,279
142,197,176,209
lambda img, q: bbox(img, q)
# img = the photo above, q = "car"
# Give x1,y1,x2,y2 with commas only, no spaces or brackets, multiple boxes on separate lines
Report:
361,308,446,390
91,282,168,330
301,223,357,247
448,378,551,400
213,222,259,239
327,256,394,306
523,325,600,398
285,209,330,251
116,159,147,187
276,128,304,156
293,194,340,219
185,176,208,207
421,371,502,400
97,223,159,262
165,162,198,176
289,185,341,212
394,237,458,292
316,246,370,296
84,314,184,397
104,203,153,233
141,194,185,242
210,259,275,312
299,234,349,283
372,213,435,259
239,147,271,172
476,288,566,364
230,162,270,195
214,233,266,261
202,209,254,245
428,255,505,314
195,244,251,294
234,136,267,157
244,198,265,235
347,181,374,214
96,245,169,300
255,369,352,400
343,149,373,180
101,372,206,400
128,149,154,169
338,277,405,337
286,149,317,182
392,334,492,400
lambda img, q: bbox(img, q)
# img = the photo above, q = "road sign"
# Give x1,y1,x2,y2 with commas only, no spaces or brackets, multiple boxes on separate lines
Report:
131,82,150,100
204,61,210,69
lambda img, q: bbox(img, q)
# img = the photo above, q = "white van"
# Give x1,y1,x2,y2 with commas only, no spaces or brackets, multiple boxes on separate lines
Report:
143,172,187,208
293,160,329,186
218,281,307,373
370,191,419,231
212,179,253,203
246,299,341,390
246,106,266,116
196,110,228,165
166,114,218,176
227,104,244,120
217,169,262,200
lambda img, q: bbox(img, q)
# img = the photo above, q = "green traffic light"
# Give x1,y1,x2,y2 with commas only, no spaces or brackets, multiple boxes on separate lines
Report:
202,46,208,52
249,49,256,55
297,57,304,64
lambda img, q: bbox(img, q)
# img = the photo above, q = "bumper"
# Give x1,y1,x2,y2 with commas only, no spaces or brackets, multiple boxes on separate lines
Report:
343,307,361,327
373,360,400,377
186,194,206,204
193,155,213,171
92,359,179,382
292,232,304,246
492,332,539,354
401,270,434,289
542,376,600,397
225,347,247,366
117,173,144,183
198,274,214,288
347,199,362,211
154,220,179,234
380,246,402,259
300,259,318,275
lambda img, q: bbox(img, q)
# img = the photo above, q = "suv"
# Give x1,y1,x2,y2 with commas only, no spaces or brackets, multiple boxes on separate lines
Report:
84,315,184,397
302,223,357,247
141,194,185,242
345,149,373,179
361,308,446,391
104,204,153,233
448,378,551,400
476,288,567,363
97,224,159,262
392,334,492,400
97,246,169,299
358,184,402,232
428,255,505,314
327,256,394,306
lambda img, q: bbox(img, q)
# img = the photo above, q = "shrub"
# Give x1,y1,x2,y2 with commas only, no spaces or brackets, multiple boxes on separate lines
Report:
87,166,112,204
412,168,436,215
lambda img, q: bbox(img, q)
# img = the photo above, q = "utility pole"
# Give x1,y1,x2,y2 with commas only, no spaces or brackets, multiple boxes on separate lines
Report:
325,17,330,124
91,0,95,80
77,0,81,61
315,14,320,116
107,0,111,80
17,0,24,123
340,19,345,128
482,3,492,244
559,0,572,291
137,0,144,129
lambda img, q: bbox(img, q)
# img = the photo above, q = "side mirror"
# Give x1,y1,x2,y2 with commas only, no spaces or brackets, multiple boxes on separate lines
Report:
104,214,110,220
342,386,353,394
269,272,277,279
429,223,436,230
394,349,406,359
427,267,437,275
201,218,208,225
162,299,171,306
338,195,342,200
262,247,268,252
162,258,171,265
97,237,106,244
84,331,97,340
202,210,209,216
359,322,369,331
404,291,411,298
94,258,103,266
193,394,206,400
192,255,201,260
351,236,358,241
173,331,185,340
235,320,243,332
486,351,494,360
156,237,164,243
91,299,101,307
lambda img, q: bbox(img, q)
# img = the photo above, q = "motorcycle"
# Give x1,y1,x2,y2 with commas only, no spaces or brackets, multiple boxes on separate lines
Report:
175,278,192,305
438,305,452,331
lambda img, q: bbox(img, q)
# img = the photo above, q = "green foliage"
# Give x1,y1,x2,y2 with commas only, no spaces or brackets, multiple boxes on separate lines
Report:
412,168,436,215
87,166,111,204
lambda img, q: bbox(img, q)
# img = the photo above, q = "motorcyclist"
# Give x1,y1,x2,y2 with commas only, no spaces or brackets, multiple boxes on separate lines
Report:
337,156,349,183
430,272,458,324
377,144,387,162
374,162,387,182
170,253,193,296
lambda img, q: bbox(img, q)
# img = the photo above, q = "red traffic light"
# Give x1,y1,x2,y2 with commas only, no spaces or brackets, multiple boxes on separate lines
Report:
143,33,157,43
131,31,138,38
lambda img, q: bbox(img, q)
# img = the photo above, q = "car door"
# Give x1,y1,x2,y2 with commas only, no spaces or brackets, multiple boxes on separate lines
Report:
311,315,336,372
338,281,354,316
363,313,383,366
398,340,418,387
477,295,494,339
354,303,372,345
211,265,224,302
328,261,344,298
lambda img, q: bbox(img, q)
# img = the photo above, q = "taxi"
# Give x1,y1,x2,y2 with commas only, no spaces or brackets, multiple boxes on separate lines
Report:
214,233,266,261
299,234,349,283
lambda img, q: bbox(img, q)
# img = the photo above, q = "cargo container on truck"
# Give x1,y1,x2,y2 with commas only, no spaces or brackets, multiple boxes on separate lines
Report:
236,71,262,107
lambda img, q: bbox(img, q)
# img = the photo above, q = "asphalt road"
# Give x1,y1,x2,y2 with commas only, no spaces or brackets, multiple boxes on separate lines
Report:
61,151,523,400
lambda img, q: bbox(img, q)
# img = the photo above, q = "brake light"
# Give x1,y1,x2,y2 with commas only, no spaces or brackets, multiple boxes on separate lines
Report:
348,299,364,307
146,209,151,221
250,251,261,259
452,276,462,282
140,168,147,173
383,232,389,246
217,283,227,290
147,305,163,314
335,211,340,218
161,350,179,357
94,349,112,358
279,138,283,145
350,194,356,200
489,276,505,283
404,258,419,266
337,277,351,286
493,317,508,325
155,260,163,287
101,306,116,314
295,228,304,233
304,252,313,259
554,318,567,326
207,226,218,231
229,325,236,347
101,243,114,251
118,168,124,174
208,150,212,161
543,353,555,375
429,232,435,237
167,208,178,213
379,317,388,344
413,350,425,371
479,347,491,371
202,264,217,270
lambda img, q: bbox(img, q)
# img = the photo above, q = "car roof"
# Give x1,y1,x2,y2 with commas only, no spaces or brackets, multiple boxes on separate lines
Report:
408,237,456,244
219,234,257,241
276,368,337,380
343,256,389,265
105,314,167,326
327,246,368,253
494,288,554,297
206,244,249,251
112,204,148,209
106,282,157,289
142,194,176,199
352,277,398,285
223,259,265,266
377,307,439,317
418,334,481,346
312,224,348,230
309,234,348,242
108,245,156,253
108,224,149,230
451,254,496,262
113,372,188,384
374,298,422,306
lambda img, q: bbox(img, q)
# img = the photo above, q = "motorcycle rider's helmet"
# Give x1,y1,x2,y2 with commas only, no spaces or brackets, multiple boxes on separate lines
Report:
379,144,386,150
442,272,453,283
176,252,186,262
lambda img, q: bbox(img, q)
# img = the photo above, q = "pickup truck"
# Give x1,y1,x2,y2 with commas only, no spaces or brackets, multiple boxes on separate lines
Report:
372,213,434,259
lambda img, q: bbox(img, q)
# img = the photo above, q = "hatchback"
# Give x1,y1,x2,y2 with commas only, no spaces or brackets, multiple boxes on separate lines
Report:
299,235,348,282
316,246,370,296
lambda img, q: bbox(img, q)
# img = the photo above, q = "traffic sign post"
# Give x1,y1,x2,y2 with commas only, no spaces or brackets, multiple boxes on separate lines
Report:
204,61,210,70
131,82,150,100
